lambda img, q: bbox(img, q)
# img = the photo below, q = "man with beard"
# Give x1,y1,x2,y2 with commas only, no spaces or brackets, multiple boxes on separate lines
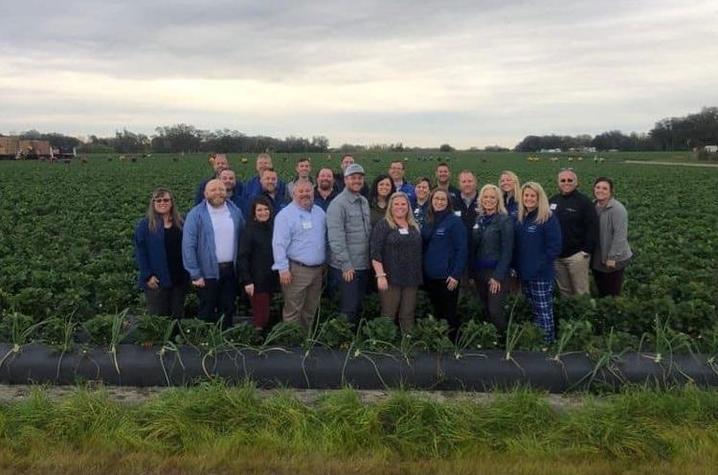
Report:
272,179,327,332
242,153,286,214
334,154,369,197
313,167,337,211
183,179,245,328
219,169,243,209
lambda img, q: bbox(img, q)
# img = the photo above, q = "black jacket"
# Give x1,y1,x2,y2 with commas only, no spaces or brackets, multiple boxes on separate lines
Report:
451,193,478,258
237,220,280,293
549,190,598,258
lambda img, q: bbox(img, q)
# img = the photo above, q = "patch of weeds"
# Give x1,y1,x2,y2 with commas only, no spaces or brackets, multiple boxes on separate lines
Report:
411,316,453,353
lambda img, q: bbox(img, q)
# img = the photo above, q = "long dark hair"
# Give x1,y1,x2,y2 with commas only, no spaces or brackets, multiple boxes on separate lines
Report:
369,174,396,208
425,189,453,225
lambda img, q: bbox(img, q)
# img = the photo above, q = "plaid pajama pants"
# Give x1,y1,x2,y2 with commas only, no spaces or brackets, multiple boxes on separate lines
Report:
521,280,556,343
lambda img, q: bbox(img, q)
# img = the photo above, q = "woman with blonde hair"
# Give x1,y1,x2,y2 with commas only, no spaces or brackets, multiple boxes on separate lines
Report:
370,192,423,333
499,170,521,220
133,187,188,318
514,182,562,342
470,184,514,333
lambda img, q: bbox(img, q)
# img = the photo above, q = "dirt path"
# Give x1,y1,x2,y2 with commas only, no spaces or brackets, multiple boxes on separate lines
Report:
0,384,584,409
624,160,718,168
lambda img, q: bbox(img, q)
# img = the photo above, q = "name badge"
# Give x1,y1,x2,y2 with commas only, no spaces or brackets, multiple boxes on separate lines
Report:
549,203,557,210
472,223,479,229
399,228,409,235
302,221,313,230
454,211,462,217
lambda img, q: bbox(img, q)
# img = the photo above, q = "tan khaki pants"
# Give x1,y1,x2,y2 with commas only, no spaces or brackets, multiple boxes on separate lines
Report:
554,251,591,297
379,286,418,334
281,262,325,332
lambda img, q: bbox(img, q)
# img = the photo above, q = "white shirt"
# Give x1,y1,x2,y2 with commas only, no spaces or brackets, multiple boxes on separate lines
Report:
207,202,235,263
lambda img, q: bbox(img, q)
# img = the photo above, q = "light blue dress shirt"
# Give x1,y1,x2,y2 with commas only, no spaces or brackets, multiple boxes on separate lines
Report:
272,202,327,271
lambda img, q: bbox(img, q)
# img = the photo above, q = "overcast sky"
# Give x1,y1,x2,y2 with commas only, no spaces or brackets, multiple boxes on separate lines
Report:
1,0,717,148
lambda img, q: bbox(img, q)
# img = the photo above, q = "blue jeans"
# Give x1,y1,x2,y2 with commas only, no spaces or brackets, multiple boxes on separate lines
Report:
329,267,369,326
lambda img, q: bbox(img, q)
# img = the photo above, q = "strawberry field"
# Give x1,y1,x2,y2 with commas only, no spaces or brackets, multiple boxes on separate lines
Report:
0,151,716,349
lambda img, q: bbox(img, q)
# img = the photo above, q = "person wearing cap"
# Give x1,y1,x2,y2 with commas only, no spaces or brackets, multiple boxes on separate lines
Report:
334,154,369,197
326,163,372,327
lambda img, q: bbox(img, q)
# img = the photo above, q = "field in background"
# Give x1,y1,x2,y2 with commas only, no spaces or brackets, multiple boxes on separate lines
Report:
0,151,715,333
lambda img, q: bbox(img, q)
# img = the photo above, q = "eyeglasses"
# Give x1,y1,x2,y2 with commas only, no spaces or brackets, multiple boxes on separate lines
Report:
154,198,171,203
559,179,574,183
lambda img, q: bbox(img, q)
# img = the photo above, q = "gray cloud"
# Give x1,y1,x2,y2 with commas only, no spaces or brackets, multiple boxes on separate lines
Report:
1,0,717,146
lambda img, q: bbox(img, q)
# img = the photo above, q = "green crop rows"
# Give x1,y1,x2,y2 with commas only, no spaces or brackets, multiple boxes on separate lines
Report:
0,151,715,341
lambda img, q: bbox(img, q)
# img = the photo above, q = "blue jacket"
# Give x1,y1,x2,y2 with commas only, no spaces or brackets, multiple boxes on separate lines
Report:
514,211,562,281
421,212,467,280
396,181,416,201
241,176,287,217
182,201,245,280
134,217,176,289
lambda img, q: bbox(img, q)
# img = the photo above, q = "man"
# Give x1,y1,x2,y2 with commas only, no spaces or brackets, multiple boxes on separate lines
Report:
194,153,231,204
286,157,313,199
183,179,245,328
388,160,415,201
435,162,460,201
452,170,479,237
549,169,598,297
242,153,286,212
314,167,337,211
334,154,369,196
219,169,242,209
327,163,372,326
272,179,327,332
242,167,287,218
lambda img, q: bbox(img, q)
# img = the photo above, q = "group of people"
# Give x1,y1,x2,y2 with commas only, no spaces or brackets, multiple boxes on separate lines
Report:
134,153,632,343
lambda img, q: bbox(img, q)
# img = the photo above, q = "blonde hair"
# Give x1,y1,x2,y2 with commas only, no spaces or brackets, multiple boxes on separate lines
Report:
478,184,507,216
147,187,183,232
499,170,521,202
518,182,551,224
385,192,419,231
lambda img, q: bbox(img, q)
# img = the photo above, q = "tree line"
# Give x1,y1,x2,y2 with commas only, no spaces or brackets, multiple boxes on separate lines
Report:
515,107,718,152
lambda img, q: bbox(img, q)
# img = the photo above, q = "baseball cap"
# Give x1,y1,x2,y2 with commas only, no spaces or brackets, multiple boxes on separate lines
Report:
344,163,365,177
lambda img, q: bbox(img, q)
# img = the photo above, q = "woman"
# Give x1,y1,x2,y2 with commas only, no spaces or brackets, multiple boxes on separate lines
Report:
412,177,432,228
370,192,423,333
237,196,280,330
514,182,562,343
133,187,188,319
499,170,521,221
421,189,467,338
470,184,514,333
369,174,396,226
592,177,632,297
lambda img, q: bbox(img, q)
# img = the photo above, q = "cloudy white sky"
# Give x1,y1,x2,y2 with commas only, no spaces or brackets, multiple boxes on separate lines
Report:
1,0,717,148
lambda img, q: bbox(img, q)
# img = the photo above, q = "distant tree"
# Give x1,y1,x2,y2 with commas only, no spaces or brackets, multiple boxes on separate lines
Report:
439,144,454,152
484,145,510,152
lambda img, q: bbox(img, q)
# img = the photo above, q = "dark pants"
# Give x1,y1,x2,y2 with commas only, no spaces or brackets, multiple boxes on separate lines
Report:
197,266,237,328
249,292,272,330
593,269,625,297
425,279,460,338
473,269,508,333
329,267,369,326
145,284,187,319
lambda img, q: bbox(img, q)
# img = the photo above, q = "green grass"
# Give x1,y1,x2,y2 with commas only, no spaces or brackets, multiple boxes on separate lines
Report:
2,383,718,473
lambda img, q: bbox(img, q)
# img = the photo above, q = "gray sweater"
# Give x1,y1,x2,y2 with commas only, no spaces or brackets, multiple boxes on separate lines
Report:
592,198,633,272
326,188,371,271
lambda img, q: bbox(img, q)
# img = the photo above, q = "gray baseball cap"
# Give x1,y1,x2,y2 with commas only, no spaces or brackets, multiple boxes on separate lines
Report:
344,163,365,177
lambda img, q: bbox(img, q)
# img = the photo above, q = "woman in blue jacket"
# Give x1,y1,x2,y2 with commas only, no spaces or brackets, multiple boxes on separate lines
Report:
514,182,562,343
133,187,188,318
421,189,467,337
